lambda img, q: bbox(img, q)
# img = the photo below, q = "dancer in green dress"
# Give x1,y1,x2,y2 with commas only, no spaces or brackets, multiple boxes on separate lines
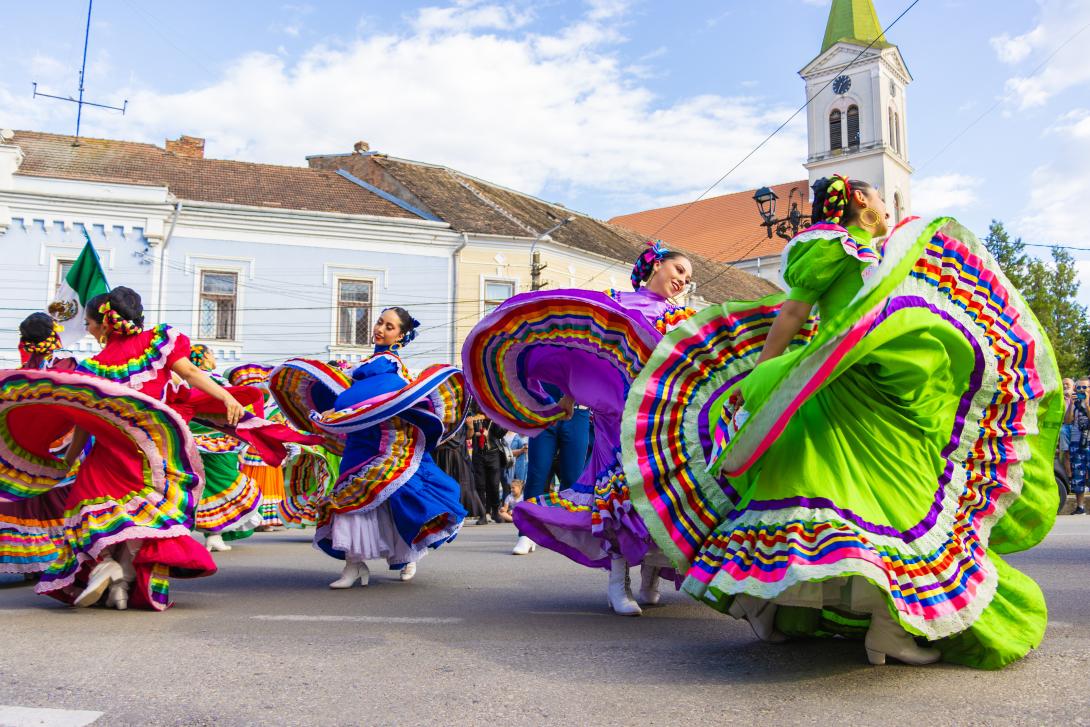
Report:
624,175,1060,668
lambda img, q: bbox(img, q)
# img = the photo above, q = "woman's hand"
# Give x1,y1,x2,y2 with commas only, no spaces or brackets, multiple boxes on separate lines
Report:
222,394,245,426
557,395,575,421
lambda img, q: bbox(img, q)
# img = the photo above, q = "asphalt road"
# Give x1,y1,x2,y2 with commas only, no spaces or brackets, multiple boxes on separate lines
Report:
1,517,1088,726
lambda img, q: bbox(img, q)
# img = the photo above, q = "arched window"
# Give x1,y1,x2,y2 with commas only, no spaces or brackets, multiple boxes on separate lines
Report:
829,109,842,152
888,108,896,151
846,105,860,148
893,192,903,223
895,112,902,155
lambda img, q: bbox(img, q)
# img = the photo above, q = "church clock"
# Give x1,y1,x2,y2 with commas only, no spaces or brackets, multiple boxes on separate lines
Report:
832,74,852,94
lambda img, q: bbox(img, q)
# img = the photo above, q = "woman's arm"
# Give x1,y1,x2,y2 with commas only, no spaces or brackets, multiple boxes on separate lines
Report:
171,358,245,425
754,299,813,365
65,428,90,467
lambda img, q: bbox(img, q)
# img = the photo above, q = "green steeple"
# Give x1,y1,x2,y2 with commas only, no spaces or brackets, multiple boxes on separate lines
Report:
820,0,891,53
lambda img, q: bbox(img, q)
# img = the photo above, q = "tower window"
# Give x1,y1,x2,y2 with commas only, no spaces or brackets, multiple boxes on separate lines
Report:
829,109,842,151
846,105,860,148
889,108,896,151
895,112,902,155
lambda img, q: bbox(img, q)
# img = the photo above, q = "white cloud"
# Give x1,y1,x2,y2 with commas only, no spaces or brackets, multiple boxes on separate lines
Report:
0,1,806,216
413,1,534,34
991,0,1090,109
912,174,982,217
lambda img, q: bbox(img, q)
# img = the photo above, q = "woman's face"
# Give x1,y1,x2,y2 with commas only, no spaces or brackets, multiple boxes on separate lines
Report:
646,256,693,299
855,186,890,236
372,310,404,347
203,350,218,370
1063,378,1075,397
85,312,106,341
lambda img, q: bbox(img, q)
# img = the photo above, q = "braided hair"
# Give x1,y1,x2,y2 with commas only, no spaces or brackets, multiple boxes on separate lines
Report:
87,287,144,338
631,241,688,291
19,313,63,357
189,344,214,371
811,175,874,226
383,306,421,347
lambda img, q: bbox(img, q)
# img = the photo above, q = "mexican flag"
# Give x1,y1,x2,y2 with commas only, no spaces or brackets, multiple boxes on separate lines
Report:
48,231,110,346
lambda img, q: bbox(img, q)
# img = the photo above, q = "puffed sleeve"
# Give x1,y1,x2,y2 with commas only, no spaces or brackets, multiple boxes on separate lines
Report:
164,325,192,368
782,235,860,305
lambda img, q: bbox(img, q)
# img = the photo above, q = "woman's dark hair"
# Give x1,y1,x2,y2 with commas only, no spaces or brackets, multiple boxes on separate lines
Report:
632,249,690,290
811,176,874,226
19,312,55,344
383,306,420,346
87,286,145,328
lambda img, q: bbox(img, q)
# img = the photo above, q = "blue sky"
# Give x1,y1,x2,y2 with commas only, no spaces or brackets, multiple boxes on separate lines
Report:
3,0,1089,302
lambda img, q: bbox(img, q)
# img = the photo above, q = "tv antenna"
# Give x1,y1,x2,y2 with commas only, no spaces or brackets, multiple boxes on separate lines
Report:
32,0,128,144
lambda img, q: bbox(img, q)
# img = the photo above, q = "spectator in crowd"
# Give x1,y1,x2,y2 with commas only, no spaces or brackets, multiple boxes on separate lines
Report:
497,480,524,523
507,432,529,489
471,417,508,524
1066,377,1090,514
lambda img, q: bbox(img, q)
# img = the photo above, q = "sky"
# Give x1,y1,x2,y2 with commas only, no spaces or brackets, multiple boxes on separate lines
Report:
2,0,1090,304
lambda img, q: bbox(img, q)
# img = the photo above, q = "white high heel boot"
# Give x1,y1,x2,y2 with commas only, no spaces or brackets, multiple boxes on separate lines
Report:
728,593,787,643
329,560,369,589
511,535,536,555
205,533,232,552
607,558,642,616
399,562,417,581
74,556,123,607
106,581,129,611
637,565,661,605
864,604,941,665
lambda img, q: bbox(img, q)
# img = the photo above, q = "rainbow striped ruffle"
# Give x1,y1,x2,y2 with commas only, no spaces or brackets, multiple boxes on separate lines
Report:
76,325,182,393
461,289,660,435
270,359,353,455
0,369,206,603
195,469,263,533
225,363,274,388
280,446,337,527
624,217,1060,666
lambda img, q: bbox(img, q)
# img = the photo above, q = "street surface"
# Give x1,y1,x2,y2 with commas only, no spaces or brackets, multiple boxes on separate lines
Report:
1,518,1088,726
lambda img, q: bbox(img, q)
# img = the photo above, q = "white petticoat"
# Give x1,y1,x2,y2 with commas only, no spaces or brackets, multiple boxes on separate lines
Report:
331,503,426,567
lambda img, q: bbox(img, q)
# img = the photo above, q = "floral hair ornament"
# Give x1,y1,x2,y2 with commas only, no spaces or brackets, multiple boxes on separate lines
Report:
189,344,213,371
98,301,142,337
630,239,670,290
384,308,422,347
22,320,64,356
822,174,853,226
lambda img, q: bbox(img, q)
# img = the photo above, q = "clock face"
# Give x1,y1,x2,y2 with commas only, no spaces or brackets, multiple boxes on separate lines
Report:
832,74,852,94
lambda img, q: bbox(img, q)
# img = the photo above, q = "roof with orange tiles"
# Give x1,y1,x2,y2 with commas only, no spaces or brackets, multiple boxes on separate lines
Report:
10,130,420,219
609,180,812,263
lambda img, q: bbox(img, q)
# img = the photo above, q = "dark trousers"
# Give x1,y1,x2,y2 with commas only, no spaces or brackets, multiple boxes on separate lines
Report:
473,449,504,517
523,408,591,512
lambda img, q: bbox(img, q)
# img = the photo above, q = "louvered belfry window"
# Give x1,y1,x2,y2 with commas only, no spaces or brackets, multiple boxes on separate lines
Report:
846,105,860,148
830,109,842,151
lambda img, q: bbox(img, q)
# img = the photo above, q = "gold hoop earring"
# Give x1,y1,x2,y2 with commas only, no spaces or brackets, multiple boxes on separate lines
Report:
859,208,881,228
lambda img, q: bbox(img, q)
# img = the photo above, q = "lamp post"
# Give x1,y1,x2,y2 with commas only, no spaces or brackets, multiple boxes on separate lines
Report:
530,215,576,291
753,186,810,242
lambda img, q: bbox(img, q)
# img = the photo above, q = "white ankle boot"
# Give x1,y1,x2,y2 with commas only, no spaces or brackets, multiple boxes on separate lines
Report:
511,536,536,555
399,562,417,581
637,565,661,605
205,533,232,552
329,561,369,589
607,558,642,616
728,593,787,643
75,557,124,607
864,604,941,665
106,581,129,611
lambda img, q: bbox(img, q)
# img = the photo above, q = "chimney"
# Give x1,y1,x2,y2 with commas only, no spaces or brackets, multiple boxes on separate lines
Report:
353,140,370,154
165,135,205,159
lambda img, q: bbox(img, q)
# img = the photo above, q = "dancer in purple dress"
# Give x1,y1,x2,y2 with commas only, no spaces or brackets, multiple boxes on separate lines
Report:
462,242,694,615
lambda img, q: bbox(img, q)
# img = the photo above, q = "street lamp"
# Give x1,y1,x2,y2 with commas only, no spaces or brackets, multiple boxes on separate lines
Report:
753,185,810,242
530,215,576,291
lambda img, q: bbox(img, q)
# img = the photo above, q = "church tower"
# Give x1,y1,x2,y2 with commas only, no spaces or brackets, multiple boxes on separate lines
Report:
800,0,913,222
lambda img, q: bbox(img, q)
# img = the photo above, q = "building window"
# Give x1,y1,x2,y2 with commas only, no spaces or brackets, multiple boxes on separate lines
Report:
198,271,238,341
846,105,860,148
829,109,842,151
888,108,896,151
894,112,902,155
54,259,74,297
336,278,374,346
483,279,515,315
894,192,904,223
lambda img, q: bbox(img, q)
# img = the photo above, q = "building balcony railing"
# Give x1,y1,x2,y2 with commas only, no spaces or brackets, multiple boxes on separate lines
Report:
807,140,905,164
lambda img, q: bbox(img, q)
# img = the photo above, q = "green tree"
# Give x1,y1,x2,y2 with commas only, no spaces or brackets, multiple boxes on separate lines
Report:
984,220,1087,376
